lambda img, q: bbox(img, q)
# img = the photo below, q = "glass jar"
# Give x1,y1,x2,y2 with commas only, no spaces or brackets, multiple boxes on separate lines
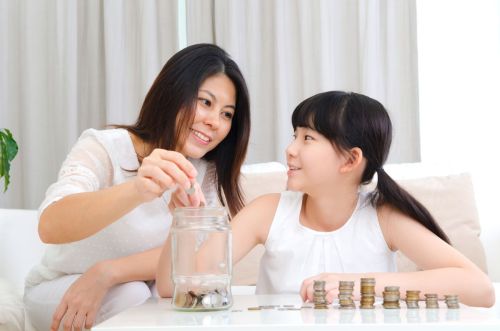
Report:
171,207,233,311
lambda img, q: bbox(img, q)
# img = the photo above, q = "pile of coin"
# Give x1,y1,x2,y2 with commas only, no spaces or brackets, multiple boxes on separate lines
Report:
338,280,356,309
360,277,376,309
382,286,400,309
445,294,460,309
425,293,439,308
405,290,420,309
173,288,230,310
313,280,328,309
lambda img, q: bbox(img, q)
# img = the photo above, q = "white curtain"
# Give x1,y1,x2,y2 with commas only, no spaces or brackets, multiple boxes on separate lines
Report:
1,0,420,209
186,0,420,164
0,0,179,209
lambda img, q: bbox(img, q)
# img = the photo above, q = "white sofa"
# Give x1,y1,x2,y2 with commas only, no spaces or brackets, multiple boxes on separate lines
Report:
1,162,498,331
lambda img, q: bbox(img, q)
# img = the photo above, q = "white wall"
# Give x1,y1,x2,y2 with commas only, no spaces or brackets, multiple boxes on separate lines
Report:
417,0,500,281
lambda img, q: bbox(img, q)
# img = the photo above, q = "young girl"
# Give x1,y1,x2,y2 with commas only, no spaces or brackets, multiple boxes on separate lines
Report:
24,44,251,331
157,91,494,307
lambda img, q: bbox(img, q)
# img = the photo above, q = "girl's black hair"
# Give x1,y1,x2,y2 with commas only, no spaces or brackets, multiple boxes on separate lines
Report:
117,44,250,216
291,91,450,244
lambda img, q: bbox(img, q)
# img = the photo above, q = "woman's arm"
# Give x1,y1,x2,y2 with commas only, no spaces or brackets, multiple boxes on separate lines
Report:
39,149,198,244
51,247,161,331
156,193,280,298
300,205,495,307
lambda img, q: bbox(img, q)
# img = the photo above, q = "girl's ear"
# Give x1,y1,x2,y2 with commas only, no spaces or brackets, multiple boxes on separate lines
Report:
340,147,364,173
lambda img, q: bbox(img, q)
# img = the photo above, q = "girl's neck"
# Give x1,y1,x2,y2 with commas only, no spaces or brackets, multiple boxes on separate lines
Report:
300,185,360,232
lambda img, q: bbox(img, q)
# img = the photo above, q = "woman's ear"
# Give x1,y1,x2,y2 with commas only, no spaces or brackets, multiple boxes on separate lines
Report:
340,147,364,173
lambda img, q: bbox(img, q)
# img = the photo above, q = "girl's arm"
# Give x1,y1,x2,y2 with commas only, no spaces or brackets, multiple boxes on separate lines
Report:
156,193,280,298
300,205,495,307
380,205,495,307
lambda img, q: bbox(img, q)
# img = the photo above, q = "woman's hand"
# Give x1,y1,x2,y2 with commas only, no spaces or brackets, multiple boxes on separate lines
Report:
300,273,342,304
168,181,206,213
134,149,198,203
51,262,115,331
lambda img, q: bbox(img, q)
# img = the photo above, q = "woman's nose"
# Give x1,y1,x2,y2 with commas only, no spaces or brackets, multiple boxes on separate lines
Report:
203,109,220,130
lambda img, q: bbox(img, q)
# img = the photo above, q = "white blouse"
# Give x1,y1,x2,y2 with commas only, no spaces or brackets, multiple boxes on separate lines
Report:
256,191,397,294
26,128,218,287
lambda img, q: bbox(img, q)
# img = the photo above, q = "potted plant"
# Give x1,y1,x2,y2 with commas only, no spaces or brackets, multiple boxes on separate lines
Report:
0,128,18,192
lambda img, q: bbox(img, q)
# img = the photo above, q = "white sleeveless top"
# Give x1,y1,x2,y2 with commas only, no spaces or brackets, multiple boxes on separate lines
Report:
26,128,219,287
256,191,397,294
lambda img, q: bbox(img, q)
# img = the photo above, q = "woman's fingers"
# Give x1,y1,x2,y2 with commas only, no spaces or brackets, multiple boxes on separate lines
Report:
61,307,77,331
187,182,206,207
154,150,198,178
72,309,87,331
51,301,68,331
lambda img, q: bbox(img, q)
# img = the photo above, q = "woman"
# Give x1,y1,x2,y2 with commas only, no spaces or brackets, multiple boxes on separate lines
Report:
24,43,251,331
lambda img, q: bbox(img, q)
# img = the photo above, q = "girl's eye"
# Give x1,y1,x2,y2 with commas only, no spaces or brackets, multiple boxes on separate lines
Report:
198,98,211,107
292,134,297,140
222,111,234,120
304,135,314,140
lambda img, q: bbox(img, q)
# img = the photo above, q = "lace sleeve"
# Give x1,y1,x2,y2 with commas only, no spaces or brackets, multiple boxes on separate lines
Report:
38,131,113,215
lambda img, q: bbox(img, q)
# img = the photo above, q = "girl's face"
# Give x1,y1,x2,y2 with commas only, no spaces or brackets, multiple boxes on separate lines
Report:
286,127,347,192
180,74,236,158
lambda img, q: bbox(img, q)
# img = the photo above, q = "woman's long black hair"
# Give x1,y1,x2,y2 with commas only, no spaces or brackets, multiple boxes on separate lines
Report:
117,44,250,216
291,91,450,243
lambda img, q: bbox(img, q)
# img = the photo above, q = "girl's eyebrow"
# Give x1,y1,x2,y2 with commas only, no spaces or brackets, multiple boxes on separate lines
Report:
200,89,236,110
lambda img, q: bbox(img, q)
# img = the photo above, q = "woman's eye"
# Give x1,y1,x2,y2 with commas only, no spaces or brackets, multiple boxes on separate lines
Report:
222,111,234,120
198,98,211,107
304,135,313,140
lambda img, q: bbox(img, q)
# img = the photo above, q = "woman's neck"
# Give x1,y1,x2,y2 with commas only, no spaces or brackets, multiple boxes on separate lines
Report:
129,132,153,161
300,185,360,232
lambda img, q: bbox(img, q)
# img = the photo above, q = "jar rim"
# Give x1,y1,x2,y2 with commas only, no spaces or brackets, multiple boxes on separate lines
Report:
173,207,228,218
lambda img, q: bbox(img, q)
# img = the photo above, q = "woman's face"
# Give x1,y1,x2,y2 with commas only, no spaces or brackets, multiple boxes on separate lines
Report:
180,74,236,158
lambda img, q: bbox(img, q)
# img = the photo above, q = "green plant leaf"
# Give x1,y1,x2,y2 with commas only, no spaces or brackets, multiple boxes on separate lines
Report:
4,129,18,161
0,129,18,192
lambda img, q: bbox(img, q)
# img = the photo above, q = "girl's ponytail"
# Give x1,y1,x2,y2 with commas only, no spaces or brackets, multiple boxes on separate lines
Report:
291,91,451,245
374,168,450,244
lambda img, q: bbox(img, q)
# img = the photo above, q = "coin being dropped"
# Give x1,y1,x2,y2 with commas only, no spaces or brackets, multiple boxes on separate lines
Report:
185,182,196,196
202,293,223,308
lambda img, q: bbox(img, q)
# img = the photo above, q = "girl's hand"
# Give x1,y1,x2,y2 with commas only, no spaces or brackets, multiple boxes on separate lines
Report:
168,181,206,212
300,273,341,304
134,149,198,203
51,262,115,331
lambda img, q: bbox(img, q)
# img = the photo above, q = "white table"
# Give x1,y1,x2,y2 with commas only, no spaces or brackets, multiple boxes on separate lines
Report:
93,285,500,331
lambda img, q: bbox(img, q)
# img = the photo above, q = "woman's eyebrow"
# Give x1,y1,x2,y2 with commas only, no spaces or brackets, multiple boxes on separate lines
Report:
200,89,235,110
199,89,216,100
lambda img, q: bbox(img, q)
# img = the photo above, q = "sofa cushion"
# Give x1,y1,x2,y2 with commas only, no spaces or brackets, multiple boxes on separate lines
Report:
0,209,44,294
233,163,487,285
393,173,487,273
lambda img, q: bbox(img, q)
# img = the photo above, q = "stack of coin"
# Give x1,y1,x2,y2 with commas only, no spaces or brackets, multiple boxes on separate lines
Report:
313,280,328,309
382,286,400,309
359,277,376,309
405,290,420,309
425,293,439,309
444,294,460,309
338,280,356,309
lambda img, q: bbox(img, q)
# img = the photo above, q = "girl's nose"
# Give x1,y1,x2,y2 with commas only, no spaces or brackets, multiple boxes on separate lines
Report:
286,140,298,157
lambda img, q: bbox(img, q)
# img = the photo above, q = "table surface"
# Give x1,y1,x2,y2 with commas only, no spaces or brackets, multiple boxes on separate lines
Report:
93,286,500,331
